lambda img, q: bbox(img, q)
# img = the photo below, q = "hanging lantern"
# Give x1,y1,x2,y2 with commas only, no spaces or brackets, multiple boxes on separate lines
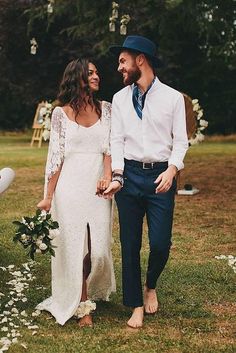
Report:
47,0,54,14
109,16,116,32
120,15,130,35
30,38,38,55
112,2,119,19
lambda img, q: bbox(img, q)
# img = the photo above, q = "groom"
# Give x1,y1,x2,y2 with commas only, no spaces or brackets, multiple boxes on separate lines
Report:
104,35,188,328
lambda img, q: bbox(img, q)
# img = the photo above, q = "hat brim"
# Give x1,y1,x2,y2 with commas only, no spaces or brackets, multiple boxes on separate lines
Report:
109,45,162,68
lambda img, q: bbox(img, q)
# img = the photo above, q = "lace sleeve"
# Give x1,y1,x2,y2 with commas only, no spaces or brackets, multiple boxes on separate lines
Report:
102,101,112,156
44,107,66,197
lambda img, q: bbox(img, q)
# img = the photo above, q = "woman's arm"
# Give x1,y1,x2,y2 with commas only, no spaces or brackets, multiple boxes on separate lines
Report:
96,154,112,196
37,107,66,211
37,166,62,211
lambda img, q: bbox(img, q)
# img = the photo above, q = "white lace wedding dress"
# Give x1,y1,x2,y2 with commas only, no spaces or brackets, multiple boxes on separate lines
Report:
37,102,116,325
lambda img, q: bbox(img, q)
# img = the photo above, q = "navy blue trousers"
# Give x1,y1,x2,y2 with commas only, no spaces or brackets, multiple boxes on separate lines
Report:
115,161,176,307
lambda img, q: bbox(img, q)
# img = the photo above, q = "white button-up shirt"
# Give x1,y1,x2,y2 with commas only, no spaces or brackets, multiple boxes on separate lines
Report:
111,77,188,171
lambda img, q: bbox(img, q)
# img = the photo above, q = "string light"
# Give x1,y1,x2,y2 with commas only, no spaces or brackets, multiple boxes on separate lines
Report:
30,38,38,55
120,14,130,35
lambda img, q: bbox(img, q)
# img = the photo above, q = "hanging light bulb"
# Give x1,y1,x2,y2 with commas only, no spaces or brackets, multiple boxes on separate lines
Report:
112,2,119,19
109,16,116,32
47,0,54,14
30,38,38,55
120,15,130,35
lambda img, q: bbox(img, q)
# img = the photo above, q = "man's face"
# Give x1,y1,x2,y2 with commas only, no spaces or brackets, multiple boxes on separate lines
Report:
117,51,141,86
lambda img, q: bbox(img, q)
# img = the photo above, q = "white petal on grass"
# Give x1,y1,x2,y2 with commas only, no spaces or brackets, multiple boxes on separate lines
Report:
20,311,28,317
1,327,8,332
32,310,41,317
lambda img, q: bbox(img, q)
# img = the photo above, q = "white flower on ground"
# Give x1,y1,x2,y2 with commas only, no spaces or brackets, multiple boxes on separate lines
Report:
7,300,14,306
27,325,39,330
1,327,8,332
192,99,198,104
31,310,41,317
20,311,27,317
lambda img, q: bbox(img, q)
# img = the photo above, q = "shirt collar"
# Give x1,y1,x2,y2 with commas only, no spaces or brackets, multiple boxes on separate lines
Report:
133,76,157,96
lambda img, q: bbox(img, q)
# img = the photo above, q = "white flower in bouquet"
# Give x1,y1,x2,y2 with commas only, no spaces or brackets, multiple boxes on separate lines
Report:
48,228,60,239
39,243,47,251
35,239,42,247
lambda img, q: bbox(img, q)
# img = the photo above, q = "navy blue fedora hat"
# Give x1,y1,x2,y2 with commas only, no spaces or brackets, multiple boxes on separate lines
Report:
109,35,161,67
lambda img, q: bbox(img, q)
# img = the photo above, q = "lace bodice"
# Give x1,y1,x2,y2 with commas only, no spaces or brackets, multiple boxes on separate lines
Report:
44,101,111,196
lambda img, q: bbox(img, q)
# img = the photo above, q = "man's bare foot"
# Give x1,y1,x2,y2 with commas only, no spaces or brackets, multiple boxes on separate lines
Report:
127,306,144,328
144,285,158,314
78,314,93,328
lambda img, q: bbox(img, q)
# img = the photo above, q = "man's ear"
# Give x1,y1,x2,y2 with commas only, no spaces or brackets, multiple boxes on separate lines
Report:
136,53,145,66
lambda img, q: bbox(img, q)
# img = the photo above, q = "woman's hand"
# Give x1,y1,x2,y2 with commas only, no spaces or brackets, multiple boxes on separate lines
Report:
37,198,52,212
96,178,111,197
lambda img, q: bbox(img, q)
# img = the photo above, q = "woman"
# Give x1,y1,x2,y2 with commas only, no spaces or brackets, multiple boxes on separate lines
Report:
37,58,116,327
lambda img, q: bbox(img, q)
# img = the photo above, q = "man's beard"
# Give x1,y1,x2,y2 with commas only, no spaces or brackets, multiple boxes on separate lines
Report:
122,66,141,86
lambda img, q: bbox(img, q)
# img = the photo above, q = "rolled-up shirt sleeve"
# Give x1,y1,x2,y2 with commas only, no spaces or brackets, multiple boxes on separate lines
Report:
110,95,125,171
168,94,189,171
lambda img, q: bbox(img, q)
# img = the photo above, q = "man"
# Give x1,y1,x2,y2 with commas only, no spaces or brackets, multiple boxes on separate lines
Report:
104,35,188,328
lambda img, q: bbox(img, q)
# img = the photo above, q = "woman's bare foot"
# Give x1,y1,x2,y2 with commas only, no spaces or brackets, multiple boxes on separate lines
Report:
144,285,158,314
78,314,93,328
127,306,144,328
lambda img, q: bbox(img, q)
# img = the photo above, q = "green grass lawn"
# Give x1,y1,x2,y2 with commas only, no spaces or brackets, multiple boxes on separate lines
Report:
0,134,235,353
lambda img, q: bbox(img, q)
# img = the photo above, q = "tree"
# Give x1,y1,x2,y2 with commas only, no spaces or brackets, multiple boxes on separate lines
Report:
0,0,235,133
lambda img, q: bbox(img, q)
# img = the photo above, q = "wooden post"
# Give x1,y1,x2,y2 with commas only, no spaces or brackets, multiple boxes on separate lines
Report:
30,102,46,148
30,127,44,148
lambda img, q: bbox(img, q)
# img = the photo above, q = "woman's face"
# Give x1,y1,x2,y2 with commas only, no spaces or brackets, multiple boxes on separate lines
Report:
88,63,100,92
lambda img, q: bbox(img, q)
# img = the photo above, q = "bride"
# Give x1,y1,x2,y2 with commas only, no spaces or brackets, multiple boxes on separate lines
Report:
37,58,116,327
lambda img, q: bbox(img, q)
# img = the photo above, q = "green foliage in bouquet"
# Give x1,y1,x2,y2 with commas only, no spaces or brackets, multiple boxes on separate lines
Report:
13,209,59,260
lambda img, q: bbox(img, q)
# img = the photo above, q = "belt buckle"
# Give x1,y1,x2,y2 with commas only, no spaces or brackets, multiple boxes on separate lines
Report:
142,162,154,169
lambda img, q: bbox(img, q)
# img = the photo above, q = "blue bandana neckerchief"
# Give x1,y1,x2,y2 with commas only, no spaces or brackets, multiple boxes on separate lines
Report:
132,77,156,119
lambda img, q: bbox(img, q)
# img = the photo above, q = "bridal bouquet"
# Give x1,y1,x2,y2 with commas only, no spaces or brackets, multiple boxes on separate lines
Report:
13,209,59,260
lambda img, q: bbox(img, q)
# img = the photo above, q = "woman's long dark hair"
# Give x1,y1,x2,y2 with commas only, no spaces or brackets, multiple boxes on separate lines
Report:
57,58,101,118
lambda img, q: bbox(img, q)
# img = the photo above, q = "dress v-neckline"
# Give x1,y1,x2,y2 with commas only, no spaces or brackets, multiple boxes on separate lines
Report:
59,104,102,129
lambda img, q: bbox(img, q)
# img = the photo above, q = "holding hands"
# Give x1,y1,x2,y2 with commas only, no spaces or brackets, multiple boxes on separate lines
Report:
96,171,123,199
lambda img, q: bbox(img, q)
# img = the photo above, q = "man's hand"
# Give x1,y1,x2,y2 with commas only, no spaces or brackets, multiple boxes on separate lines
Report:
102,181,122,199
154,165,177,193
